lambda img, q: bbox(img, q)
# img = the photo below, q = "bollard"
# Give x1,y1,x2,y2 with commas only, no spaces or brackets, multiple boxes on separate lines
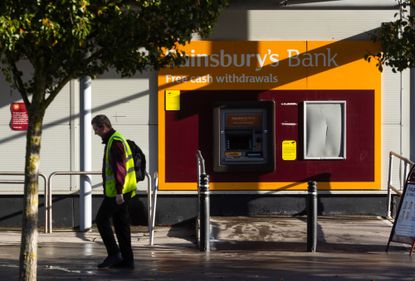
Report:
199,173,210,252
307,181,317,252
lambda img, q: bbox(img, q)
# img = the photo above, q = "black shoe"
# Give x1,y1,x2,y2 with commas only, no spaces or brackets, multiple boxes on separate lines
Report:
111,260,135,270
97,254,123,268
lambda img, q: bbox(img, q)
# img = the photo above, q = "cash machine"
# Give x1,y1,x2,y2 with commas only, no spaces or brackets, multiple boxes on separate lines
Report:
213,101,275,172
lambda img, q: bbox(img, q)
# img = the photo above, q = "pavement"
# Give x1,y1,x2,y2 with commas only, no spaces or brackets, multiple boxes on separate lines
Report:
0,216,414,281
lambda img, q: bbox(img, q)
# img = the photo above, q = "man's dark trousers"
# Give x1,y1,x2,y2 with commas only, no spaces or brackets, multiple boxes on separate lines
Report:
96,191,134,263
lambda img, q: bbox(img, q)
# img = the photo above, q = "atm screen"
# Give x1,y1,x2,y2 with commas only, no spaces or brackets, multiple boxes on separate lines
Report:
225,113,262,129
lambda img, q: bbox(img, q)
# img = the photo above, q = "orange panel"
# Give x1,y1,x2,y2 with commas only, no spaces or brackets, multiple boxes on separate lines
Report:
158,40,381,191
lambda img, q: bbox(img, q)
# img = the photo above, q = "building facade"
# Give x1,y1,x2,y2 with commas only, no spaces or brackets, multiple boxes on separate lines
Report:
0,0,411,228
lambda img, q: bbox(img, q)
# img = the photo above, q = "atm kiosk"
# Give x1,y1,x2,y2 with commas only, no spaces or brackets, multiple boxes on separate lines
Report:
213,101,275,172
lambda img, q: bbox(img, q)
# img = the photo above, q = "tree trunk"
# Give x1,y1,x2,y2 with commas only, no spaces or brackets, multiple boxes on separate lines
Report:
19,110,44,281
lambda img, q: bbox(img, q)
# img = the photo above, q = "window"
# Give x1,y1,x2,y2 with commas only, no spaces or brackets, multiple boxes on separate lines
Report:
303,101,346,159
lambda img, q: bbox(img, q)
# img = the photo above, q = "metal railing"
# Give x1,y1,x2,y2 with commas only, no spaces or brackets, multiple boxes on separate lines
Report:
0,170,155,240
196,151,204,247
149,171,158,246
46,171,102,233
47,170,154,244
0,172,48,232
144,171,153,245
196,150,206,179
387,151,414,219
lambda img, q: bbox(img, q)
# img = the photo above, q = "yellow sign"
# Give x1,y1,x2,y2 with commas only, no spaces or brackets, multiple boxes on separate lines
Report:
165,90,180,111
282,140,297,160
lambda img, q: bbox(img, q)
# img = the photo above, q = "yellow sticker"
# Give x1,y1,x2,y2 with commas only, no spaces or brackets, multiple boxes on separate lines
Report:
165,90,180,111
282,140,296,160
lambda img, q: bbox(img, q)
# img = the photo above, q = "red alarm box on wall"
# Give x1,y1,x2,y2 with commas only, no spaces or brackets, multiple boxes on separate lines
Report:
10,102,28,131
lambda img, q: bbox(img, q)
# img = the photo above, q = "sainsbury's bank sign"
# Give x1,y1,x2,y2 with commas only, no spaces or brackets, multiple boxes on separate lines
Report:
159,40,380,91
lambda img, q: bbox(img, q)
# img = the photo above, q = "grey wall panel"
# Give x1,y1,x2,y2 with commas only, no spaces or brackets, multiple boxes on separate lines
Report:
0,89,22,126
382,66,411,168
229,0,397,9
91,77,151,125
400,69,411,159
43,84,71,125
0,127,26,194
382,67,402,125
383,125,403,187
0,77,72,194
0,60,35,126
41,125,72,193
37,84,72,193
83,73,155,194
210,10,396,40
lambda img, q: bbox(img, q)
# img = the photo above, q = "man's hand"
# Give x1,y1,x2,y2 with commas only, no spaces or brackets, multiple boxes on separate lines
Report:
115,194,124,205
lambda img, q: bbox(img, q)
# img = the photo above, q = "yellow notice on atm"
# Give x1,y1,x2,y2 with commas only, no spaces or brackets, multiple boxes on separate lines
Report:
282,140,297,160
165,90,180,111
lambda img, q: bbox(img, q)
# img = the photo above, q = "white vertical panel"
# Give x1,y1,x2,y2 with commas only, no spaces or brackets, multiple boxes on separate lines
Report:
83,72,154,194
0,127,26,194
0,81,72,194
40,84,72,193
383,67,402,125
383,126,404,187
400,69,411,158
91,77,151,125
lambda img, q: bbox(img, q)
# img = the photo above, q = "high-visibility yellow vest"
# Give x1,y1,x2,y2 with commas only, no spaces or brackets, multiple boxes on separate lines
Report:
104,132,136,197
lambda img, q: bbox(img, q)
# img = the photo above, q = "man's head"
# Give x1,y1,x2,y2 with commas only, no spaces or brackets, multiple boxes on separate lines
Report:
92,114,112,138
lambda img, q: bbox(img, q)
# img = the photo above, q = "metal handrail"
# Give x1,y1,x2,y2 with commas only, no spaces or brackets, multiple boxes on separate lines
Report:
47,170,153,237
387,151,414,219
196,150,206,209
0,171,47,232
144,171,153,244
149,171,158,246
196,150,206,178
47,171,102,233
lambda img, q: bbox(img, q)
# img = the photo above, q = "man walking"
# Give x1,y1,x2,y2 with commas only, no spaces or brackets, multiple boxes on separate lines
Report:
92,114,136,269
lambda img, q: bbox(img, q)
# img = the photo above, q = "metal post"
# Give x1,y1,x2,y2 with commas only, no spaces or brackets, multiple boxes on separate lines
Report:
199,173,210,252
145,172,153,245
386,152,393,219
80,75,92,231
150,172,158,246
307,181,317,252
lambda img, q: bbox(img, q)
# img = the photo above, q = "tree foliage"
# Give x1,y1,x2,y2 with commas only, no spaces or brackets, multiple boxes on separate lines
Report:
366,0,415,72
0,1,227,280
0,0,227,104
